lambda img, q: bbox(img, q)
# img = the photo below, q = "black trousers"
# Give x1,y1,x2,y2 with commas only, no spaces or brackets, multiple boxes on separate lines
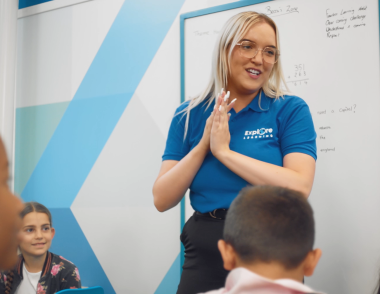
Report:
176,212,229,294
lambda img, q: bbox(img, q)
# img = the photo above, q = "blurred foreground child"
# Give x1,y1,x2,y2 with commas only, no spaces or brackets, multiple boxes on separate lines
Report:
202,186,323,294
0,202,81,294
0,138,24,271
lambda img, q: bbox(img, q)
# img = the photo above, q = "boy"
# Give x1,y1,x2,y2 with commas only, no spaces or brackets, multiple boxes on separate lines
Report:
202,186,323,294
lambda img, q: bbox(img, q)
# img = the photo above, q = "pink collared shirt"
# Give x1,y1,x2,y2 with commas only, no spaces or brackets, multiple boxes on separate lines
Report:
200,268,324,294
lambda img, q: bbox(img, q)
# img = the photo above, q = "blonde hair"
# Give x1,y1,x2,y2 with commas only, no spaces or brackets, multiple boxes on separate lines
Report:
181,11,289,138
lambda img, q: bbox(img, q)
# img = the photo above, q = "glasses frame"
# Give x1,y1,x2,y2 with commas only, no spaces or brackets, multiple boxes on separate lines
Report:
236,41,280,64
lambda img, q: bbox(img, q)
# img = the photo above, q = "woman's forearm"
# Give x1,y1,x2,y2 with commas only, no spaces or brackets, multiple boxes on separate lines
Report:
215,150,315,197
153,144,209,212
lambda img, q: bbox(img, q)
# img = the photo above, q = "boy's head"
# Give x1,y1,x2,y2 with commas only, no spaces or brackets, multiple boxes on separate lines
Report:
218,186,322,281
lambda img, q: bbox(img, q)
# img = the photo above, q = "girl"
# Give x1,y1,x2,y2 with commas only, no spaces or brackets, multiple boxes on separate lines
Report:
0,202,81,294
153,11,317,294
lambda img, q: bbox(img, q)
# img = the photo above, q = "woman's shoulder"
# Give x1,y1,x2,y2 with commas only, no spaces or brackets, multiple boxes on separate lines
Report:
174,99,210,114
271,94,311,114
274,94,308,106
174,100,191,114
275,94,306,104
173,99,212,124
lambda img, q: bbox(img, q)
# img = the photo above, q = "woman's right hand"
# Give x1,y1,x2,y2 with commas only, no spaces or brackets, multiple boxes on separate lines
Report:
199,107,217,152
198,91,236,152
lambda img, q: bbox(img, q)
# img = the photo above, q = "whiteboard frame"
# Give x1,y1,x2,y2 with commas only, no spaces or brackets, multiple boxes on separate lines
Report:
179,0,380,271
18,0,93,18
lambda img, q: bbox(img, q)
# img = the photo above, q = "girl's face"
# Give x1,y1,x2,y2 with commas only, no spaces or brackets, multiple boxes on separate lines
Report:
19,212,55,258
228,22,276,97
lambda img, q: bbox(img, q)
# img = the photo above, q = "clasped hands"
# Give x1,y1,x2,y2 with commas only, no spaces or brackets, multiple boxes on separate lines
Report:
199,90,237,159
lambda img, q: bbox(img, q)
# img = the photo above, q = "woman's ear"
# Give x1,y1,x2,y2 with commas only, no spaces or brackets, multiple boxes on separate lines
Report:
303,248,322,277
218,240,237,271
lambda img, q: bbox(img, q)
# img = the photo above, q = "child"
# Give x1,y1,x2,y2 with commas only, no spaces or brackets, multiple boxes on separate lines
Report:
375,275,380,294
0,202,81,294
0,138,24,271
202,186,323,294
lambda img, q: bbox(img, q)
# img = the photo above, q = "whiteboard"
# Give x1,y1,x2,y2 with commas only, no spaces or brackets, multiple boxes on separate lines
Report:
180,0,380,293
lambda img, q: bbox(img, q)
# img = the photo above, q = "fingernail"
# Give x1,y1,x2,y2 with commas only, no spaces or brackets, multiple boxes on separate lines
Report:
221,88,224,94
217,93,220,98
219,105,222,111
228,113,231,117
214,104,216,110
230,98,237,104
224,91,230,102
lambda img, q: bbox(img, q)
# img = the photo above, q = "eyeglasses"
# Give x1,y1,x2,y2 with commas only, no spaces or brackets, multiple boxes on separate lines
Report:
236,41,280,64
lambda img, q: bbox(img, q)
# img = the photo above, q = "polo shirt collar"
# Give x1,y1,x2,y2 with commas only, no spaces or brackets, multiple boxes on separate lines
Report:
247,90,271,112
225,268,324,293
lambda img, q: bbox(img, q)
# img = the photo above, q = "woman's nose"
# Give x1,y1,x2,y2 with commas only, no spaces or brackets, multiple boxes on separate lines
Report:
251,50,263,64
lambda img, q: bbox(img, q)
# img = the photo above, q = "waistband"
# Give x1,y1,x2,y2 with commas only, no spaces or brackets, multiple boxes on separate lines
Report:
195,209,228,220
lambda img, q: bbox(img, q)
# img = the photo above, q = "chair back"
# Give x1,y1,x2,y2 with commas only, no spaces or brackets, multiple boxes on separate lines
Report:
56,286,104,294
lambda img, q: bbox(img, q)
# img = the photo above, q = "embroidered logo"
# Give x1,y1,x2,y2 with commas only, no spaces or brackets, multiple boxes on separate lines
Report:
243,128,273,139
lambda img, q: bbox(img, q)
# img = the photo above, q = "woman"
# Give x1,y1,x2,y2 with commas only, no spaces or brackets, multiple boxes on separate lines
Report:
153,11,316,294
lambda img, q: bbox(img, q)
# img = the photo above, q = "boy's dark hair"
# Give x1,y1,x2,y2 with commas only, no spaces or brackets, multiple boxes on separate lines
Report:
21,202,52,226
224,186,315,269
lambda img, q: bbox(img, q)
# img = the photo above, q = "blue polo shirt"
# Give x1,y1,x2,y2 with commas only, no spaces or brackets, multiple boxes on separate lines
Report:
162,92,317,213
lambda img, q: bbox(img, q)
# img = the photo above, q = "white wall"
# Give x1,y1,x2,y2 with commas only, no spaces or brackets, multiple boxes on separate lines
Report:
15,0,242,293
0,0,18,190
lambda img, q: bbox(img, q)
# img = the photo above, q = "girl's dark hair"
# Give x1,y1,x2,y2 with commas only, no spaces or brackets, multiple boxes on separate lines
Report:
21,202,52,226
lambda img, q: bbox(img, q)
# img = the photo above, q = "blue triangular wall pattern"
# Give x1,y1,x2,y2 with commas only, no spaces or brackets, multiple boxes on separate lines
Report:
49,208,114,293
20,0,186,292
154,253,181,294
19,0,53,10
15,102,70,196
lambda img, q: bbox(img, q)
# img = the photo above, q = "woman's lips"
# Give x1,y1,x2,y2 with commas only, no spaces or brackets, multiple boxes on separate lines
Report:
246,69,261,80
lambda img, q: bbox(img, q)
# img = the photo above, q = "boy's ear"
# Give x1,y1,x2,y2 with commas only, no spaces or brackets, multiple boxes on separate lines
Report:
218,240,237,271
303,248,322,277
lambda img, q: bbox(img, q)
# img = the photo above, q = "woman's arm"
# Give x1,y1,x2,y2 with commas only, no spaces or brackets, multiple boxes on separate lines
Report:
153,93,236,212
153,105,215,212
215,150,315,197
210,102,315,198
153,144,209,212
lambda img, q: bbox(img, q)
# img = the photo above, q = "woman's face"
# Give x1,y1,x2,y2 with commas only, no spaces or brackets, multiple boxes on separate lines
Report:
19,212,55,258
0,139,24,270
228,22,277,96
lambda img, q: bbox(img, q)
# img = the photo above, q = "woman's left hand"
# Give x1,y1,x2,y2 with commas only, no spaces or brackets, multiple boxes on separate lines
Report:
210,97,232,159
